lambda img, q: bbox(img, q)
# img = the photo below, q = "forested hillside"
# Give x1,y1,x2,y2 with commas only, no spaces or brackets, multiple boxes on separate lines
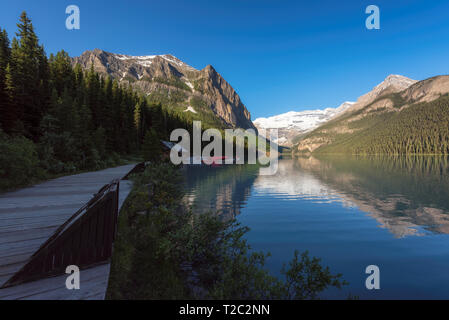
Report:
316,94,449,154
295,77,449,155
0,12,189,190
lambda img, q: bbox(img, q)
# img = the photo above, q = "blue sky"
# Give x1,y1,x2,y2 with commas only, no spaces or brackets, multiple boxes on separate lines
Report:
1,0,449,119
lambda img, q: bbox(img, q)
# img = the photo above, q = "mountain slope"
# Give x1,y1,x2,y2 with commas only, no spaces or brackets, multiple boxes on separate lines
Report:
343,74,417,115
296,74,449,154
72,49,256,130
254,102,354,146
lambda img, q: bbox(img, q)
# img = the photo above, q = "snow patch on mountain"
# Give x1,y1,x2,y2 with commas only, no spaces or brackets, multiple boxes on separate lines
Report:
184,106,197,114
185,80,194,90
113,53,196,70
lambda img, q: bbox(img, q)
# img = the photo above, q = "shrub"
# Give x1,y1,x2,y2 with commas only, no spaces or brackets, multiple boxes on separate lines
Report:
0,134,40,190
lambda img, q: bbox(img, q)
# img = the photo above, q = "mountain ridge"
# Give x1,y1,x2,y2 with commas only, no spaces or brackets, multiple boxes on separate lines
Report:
341,74,417,116
71,49,256,130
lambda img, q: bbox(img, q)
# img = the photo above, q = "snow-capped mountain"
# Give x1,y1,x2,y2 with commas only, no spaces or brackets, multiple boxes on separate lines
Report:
254,101,354,146
256,75,418,147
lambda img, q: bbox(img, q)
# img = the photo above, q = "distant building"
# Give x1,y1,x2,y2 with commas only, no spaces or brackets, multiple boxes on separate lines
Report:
160,140,187,161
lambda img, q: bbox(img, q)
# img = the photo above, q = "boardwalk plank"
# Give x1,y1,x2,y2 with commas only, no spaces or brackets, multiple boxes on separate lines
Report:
0,227,57,244
0,264,110,300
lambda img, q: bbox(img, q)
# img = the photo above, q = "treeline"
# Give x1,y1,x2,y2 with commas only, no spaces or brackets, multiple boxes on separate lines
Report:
316,94,449,155
0,12,189,190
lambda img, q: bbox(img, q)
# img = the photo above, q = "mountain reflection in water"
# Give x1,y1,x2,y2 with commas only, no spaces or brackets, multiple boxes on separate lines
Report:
183,156,449,298
183,164,259,220
184,156,449,238
296,155,449,237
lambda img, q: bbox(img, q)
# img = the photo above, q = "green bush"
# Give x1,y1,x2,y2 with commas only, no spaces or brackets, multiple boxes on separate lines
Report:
0,134,41,190
84,148,103,171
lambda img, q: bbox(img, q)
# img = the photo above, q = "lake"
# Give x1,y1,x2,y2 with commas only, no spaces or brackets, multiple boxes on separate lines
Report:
183,156,449,299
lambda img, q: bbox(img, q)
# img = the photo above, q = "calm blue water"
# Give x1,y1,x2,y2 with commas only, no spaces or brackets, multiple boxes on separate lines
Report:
183,156,449,299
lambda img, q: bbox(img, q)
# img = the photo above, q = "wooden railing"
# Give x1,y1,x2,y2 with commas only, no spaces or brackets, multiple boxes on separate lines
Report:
1,162,148,289
122,162,146,180
1,180,120,288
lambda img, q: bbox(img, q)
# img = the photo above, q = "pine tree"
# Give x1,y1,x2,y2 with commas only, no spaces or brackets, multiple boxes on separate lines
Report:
134,101,142,139
134,96,148,144
142,129,162,162
8,12,49,140
49,50,74,95
150,103,164,138
0,28,12,133
4,63,23,133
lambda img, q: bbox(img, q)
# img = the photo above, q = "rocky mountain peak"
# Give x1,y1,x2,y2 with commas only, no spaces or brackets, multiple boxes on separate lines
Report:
71,50,256,130
377,74,417,92
341,74,417,115
203,64,215,72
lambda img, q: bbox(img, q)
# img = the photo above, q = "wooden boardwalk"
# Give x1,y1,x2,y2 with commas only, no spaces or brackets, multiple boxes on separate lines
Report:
0,164,136,300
